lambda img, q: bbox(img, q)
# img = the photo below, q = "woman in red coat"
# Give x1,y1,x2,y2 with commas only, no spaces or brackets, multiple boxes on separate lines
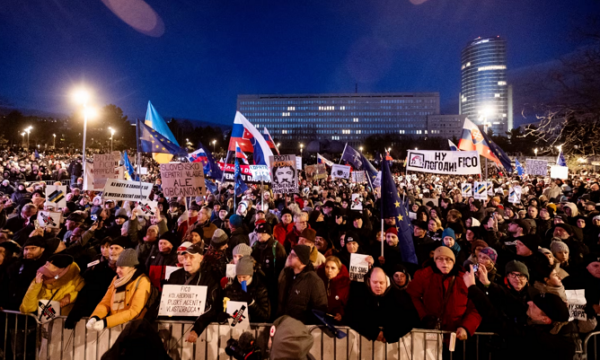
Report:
317,256,350,323
407,246,481,340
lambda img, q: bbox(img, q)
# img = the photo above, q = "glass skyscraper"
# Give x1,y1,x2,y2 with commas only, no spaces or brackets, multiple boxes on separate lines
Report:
237,92,439,147
460,36,512,135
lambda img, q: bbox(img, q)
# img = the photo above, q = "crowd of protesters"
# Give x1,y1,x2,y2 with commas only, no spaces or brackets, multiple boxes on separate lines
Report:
0,146,599,359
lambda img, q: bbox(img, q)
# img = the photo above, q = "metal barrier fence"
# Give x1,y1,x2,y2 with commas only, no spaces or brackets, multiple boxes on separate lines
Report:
1,310,500,360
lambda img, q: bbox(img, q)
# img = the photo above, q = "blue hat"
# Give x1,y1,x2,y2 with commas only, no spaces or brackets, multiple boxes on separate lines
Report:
442,228,455,241
230,214,243,227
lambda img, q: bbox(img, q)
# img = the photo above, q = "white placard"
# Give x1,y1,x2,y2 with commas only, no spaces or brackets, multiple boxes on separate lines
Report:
296,157,302,170
349,253,369,282
566,289,587,321
103,179,153,202
93,154,116,188
526,159,548,176
409,211,417,220
140,167,148,175
406,150,481,175
508,185,522,204
160,162,205,198
138,200,158,215
461,183,472,197
38,299,61,323
331,164,351,180
352,170,366,183
164,266,179,281
487,182,494,196
249,165,271,182
158,285,207,317
37,211,61,229
551,166,569,180
351,193,363,210
226,264,236,279
474,182,488,200
226,300,250,330
46,185,67,209
270,155,298,194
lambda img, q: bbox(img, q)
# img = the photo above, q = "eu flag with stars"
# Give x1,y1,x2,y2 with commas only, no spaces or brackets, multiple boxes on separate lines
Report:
137,119,187,157
515,159,524,176
380,157,418,264
341,144,378,182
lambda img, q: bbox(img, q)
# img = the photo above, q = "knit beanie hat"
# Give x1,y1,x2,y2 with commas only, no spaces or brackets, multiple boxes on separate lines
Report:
48,254,74,268
160,232,181,249
299,228,317,243
480,247,498,264
115,208,129,220
24,236,47,249
470,240,488,253
233,243,253,257
230,215,243,228
293,245,311,265
505,260,529,279
385,227,398,236
270,316,314,360
111,236,134,249
116,248,139,267
433,246,455,263
211,228,229,248
442,228,455,241
236,256,254,276
533,292,570,322
550,240,569,254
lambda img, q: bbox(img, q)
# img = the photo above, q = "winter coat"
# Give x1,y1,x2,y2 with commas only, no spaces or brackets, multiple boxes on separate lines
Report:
277,263,328,324
252,238,287,320
91,268,151,328
346,280,418,342
0,254,49,311
223,276,271,322
228,227,250,258
145,245,177,290
273,222,294,246
20,263,85,316
316,264,350,317
407,264,481,335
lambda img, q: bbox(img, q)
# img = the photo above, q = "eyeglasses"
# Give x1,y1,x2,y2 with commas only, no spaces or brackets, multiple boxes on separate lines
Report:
435,257,454,263
507,272,527,280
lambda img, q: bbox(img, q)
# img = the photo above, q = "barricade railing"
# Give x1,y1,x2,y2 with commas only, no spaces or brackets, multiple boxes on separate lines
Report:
1,310,500,360
583,331,600,360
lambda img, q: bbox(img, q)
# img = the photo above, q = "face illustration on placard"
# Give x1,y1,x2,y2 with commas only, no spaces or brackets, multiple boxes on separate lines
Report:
274,166,294,184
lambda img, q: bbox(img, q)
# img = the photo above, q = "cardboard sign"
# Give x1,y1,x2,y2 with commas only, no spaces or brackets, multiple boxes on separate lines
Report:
164,266,179,281
487,182,494,196
38,299,61,323
37,211,61,229
406,150,481,175
296,157,302,170
226,300,250,330
508,186,522,204
566,289,587,321
349,253,369,282
461,183,472,197
331,164,351,180
93,154,116,188
351,193,363,210
474,182,488,200
160,162,205,198
103,179,153,202
352,170,366,183
226,264,236,279
304,164,327,181
46,185,67,209
249,165,271,182
270,155,298,194
158,285,207,317
526,159,548,176
551,166,569,180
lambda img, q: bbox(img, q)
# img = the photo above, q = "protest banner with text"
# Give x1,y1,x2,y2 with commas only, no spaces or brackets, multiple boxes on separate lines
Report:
160,162,205,197
103,179,152,202
406,150,481,175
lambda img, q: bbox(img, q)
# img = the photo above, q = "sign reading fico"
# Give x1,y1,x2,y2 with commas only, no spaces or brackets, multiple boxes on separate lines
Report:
406,150,481,175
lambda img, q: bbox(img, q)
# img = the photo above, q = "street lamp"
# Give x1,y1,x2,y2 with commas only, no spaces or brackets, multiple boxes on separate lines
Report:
25,126,32,149
53,134,56,149
534,148,538,158
21,132,25,147
359,146,364,152
300,143,304,156
109,127,116,152
212,139,216,152
72,87,97,176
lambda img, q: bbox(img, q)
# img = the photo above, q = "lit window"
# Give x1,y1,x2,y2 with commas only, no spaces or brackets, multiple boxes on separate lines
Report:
495,93,500,98
353,118,359,122
478,65,506,71
340,106,346,110
502,114,507,117
282,112,290,117
466,62,471,67
399,130,405,134
287,106,295,111
498,81,507,86
282,130,288,134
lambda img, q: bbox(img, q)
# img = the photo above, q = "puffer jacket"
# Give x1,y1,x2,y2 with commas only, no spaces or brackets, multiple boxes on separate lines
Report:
407,264,481,336
223,276,271,322
20,262,85,316
277,263,328,324
317,263,350,317
91,268,151,328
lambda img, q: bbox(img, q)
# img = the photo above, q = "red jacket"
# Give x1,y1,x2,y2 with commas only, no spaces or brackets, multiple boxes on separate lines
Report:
273,222,294,246
407,265,481,335
317,264,351,317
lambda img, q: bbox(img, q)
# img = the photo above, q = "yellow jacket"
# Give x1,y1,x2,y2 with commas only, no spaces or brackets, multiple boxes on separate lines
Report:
20,263,85,316
91,271,151,328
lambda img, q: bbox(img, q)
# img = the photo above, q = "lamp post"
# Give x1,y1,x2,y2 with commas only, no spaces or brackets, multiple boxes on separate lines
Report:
212,139,216,153
534,148,538,158
480,106,495,180
300,143,304,156
25,126,32,149
109,127,115,152
72,88,97,177
21,132,25,147
53,134,56,149
359,146,364,152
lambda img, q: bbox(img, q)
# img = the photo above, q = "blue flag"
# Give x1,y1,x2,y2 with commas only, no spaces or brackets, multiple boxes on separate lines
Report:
341,144,378,182
515,159,524,176
34,149,40,159
122,151,139,181
380,158,417,264
205,178,218,194
194,142,223,180
234,158,248,196
557,150,567,167
486,137,513,174
137,119,187,157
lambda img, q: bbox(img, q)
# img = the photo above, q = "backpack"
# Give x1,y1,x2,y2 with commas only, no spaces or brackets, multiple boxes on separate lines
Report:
133,275,161,322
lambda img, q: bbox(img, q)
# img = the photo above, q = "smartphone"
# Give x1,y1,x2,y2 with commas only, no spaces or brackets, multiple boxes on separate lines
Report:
473,264,479,273
90,214,98,221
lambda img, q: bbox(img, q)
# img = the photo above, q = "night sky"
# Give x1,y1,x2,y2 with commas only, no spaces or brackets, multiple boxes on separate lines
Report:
1,0,598,126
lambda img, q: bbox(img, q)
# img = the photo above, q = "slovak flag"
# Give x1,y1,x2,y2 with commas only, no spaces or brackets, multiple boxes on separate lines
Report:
235,142,249,165
448,139,460,151
458,118,501,164
317,153,334,167
228,112,274,167
263,127,280,155
188,148,208,164
385,150,393,161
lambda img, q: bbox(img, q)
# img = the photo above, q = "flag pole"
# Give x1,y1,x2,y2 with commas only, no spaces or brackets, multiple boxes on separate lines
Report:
381,218,384,257
340,143,348,164
136,120,143,203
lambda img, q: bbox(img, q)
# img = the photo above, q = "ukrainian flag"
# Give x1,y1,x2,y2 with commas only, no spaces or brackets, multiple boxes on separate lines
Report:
122,151,139,181
144,101,180,164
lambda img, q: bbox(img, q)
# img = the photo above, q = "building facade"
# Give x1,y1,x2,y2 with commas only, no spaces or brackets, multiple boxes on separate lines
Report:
426,114,466,140
237,93,440,146
460,36,513,135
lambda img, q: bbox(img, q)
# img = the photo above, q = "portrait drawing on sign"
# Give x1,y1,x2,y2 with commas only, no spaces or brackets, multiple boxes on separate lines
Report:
273,165,295,185
409,153,425,168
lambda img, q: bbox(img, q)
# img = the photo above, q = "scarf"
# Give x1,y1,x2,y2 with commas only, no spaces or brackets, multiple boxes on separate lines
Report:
38,262,70,285
533,281,567,302
114,267,136,289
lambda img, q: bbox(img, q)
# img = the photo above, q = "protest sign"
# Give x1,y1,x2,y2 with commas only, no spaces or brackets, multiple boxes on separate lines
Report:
249,165,271,182
406,150,481,175
408,211,417,220
474,182,488,200
219,162,262,183
139,167,148,175
551,166,569,180
164,266,179,281
487,182,494,196
226,264,236,279
296,157,302,170
270,155,298,194
138,200,158,216
46,185,67,209
331,164,351,180
103,179,152,202
351,193,363,210
352,170,366,183
508,186,522,204
158,285,207,317
114,166,124,180
566,289,587,321
160,162,205,198
37,211,61,229
526,159,548,176
304,164,327,181
349,253,369,282
226,301,250,330
93,154,116,188
38,299,61,323
461,183,472,197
